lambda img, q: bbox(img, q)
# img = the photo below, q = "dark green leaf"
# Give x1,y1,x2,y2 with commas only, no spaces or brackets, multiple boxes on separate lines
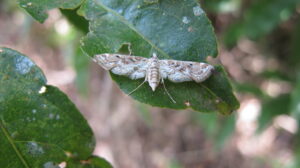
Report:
60,8,89,33
0,47,96,167
290,18,300,67
18,0,84,23
79,0,239,114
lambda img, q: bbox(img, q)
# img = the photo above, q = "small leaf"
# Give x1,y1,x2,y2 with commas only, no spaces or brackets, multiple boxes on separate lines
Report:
290,74,300,120
233,82,267,98
258,94,291,132
224,0,300,47
79,0,239,114
18,0,84,23
72,45,91,96
260,70,294,82
192,112,235,150
0,47,97,167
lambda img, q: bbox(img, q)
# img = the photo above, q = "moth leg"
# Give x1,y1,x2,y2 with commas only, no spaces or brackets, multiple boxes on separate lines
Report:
128,79,147,96
128,68,148,95
125,42,132,55
161,78,176,104
128,43,132,56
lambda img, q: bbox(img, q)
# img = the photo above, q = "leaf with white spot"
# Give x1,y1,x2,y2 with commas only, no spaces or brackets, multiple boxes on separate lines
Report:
0,47,110,168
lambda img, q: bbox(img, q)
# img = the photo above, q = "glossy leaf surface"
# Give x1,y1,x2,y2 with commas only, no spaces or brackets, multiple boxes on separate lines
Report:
0,47,102,167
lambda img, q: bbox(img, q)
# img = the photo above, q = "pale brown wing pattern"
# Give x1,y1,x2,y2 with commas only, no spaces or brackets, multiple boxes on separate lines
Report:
159,60,214,83
93,54,149,79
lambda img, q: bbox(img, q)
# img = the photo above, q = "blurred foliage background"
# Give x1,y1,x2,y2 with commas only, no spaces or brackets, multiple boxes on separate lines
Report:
1,0,300,167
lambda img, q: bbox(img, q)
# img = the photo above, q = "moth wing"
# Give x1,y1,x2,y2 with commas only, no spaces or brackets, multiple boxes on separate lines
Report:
160,60,214,83
94,54,149,80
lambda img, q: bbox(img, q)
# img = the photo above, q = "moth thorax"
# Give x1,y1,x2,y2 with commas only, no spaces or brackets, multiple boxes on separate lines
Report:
147,59,160,91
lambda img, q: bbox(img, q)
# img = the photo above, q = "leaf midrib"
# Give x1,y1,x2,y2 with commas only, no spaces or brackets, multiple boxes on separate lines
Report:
0,120,30,168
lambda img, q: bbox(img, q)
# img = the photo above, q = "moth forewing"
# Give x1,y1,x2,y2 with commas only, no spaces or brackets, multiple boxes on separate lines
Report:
189,62,215,83
159,60,214,83
94,53,148,78
93,54,118,70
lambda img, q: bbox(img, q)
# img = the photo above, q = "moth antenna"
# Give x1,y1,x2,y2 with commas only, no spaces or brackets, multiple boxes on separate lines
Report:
128,80,147,96
161,78,176,104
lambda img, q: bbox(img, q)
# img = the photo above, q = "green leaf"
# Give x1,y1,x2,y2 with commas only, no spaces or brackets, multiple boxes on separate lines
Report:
257,94,291,132
233,82,267,99
87,156,113,168
72,46,91,96
293,134,300,168
0,47,103,167
135,103,153,127
79,0,239,114
291,74,300,120
260,70,294,83
80,0,218,60
224,0,300,47
18,0,84,23
191,113,218,136
192,112,235,149
214,114,235,148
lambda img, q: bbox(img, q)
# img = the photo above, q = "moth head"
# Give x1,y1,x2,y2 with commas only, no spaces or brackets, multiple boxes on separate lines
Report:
152,52,158,59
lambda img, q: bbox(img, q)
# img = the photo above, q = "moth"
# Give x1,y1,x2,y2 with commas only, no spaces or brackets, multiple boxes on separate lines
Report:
93,53,214,103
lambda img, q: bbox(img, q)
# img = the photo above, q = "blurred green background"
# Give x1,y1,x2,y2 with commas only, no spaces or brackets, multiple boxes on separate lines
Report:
1,0,300,167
